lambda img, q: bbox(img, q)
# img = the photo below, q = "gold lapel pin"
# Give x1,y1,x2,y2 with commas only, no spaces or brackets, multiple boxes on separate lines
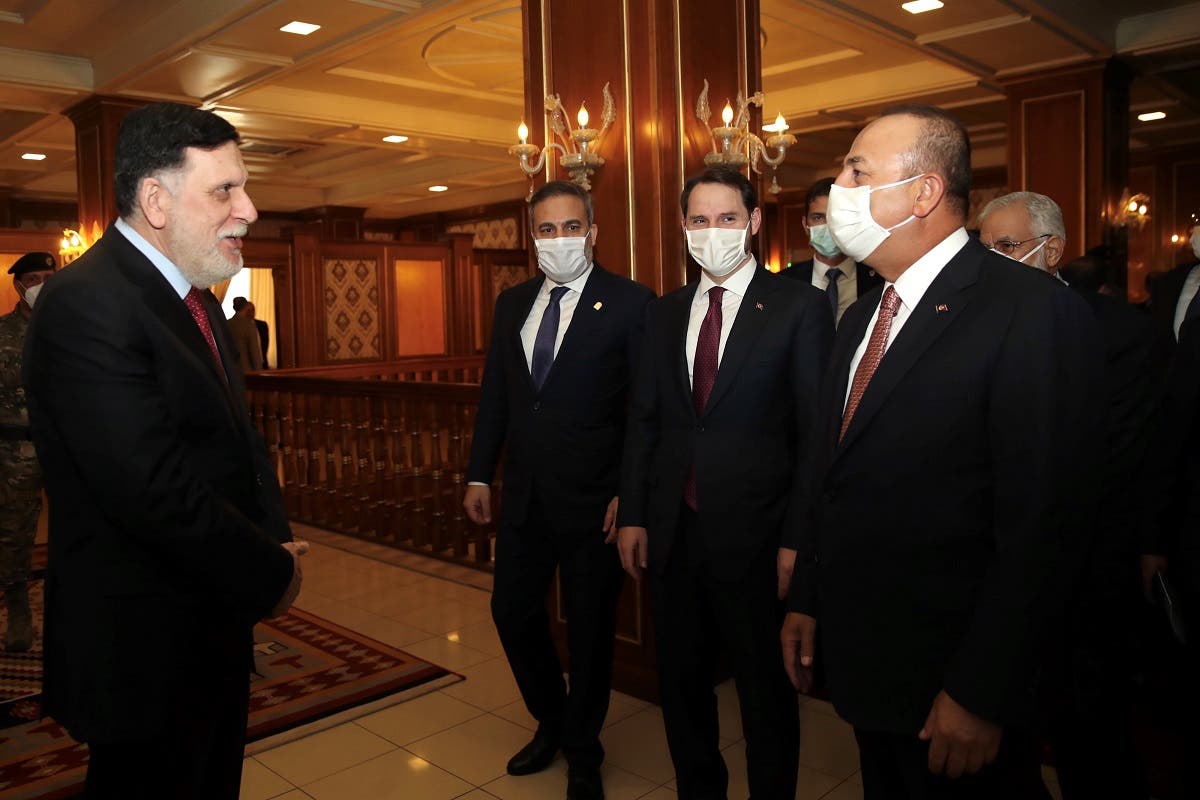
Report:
593,301,603,311
935,303,949,313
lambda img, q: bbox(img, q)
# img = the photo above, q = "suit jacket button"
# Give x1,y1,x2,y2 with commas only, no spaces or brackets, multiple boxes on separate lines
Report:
533,401,540,411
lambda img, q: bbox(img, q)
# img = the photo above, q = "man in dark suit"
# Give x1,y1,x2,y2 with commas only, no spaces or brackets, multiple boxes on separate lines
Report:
464,180,654,800
255,316,270,368
23,102,304,799
1146,224,1200,346
617,167,833,800
779,177,882,325
782,106,1105,799
980,193,1153,800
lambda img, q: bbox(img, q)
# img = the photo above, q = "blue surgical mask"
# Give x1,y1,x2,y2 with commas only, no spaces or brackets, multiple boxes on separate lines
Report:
807,224,841,259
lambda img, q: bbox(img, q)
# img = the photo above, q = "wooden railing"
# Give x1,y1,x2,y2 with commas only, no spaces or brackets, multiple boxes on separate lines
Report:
264,356,485,384
245,369,496,570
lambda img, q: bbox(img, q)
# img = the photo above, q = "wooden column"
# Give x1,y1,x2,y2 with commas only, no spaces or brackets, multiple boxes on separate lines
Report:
63,95,148,240
1002,58,1131,281
523,0,760,297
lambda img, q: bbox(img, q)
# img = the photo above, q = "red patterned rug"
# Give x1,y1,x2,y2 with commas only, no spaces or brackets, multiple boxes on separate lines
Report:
0,578,460,799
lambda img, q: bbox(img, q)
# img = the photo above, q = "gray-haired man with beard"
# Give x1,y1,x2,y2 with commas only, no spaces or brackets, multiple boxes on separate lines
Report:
23,102,305,799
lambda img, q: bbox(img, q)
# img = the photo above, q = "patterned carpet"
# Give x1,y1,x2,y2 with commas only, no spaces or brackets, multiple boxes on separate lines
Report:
0,578,460,799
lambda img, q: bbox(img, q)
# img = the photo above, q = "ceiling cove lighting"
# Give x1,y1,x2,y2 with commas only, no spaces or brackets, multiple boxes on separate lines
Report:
428,185,448,192
382,135,409,143
20,153,46,160
902,0,944,13
279,21,321,36
1137,111,1167,122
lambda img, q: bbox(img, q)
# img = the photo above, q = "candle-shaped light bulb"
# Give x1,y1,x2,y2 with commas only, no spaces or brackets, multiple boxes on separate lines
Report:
774,112,787,130
517,122,528,144
1139,204,1148,215
722,101,734,126
577,102,589,128
1128,199,1139,212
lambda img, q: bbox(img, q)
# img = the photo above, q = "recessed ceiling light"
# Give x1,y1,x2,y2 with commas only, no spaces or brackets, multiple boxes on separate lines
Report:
279,21,321,35
902,0,944,13
20,153,46,160
428,185,448,193
1137,111,1166,122
382,135,409,144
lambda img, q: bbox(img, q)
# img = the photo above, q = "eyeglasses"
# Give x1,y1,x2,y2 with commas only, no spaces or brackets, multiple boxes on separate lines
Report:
985,234,1050,257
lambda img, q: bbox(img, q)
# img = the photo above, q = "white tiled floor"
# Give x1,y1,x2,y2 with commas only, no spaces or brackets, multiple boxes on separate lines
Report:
240,527,1061,800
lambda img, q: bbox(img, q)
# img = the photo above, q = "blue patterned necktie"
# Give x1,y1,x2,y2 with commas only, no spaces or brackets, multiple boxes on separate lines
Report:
530,285,570,391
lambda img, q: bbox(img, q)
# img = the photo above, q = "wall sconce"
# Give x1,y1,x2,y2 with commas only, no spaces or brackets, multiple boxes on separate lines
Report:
510,83,616,193
59,227,92,265
1115,189,1151,231
695,79,796,194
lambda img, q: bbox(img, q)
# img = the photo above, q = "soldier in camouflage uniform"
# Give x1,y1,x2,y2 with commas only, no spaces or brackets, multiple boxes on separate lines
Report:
0,251,56,651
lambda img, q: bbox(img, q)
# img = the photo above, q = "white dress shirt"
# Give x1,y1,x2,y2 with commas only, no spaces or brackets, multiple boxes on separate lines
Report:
686,256,757,388
810,255,858,323
844,228,969,409
1173,263,1200,341
519,265,594,370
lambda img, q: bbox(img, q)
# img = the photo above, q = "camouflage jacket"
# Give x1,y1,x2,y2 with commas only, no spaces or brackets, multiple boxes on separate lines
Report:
0,304,29,432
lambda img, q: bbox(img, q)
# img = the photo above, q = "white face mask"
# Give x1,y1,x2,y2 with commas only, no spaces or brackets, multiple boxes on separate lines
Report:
999,237,1050,270
534,233,592,284
20,282,42,309
686,224,750,278
826,174,923,262
1191,225,1200,261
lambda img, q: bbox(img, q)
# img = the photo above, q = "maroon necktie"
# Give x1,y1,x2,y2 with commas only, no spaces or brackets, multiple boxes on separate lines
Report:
684,286,725,510
840,285,900,442
184,287,225,376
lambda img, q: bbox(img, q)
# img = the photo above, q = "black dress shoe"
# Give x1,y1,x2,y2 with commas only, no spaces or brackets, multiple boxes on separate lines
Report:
566,766,604,800
506,726,560,775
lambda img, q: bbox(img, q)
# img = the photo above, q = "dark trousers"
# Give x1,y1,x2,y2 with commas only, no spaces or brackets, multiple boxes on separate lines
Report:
650,508,799,800
854,729,1049,800
84,651,250,799
491,496,624,769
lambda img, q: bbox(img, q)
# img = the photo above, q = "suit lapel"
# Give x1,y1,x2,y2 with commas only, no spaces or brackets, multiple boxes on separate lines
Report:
825,295,874,451
835,244,982,457
509,277,542,390
668,283,699,416
702,269,773,416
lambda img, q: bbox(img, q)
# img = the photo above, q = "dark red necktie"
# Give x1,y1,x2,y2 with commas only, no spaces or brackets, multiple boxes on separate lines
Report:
840,285,900,442
184,287,225,377
684,286,725,510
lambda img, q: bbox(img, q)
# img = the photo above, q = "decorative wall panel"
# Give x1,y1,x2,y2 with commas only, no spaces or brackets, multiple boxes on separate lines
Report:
323,257,381,360
446,216,521,249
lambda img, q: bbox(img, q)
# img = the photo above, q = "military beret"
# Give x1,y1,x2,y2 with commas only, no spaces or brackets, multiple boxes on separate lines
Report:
7,251,57,276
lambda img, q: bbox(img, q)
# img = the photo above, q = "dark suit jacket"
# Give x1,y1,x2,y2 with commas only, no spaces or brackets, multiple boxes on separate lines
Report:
778,258,883,306
467,264,654,532
789,240,1105,734
255,318,269,368
23,224,294,743
618,268,833,580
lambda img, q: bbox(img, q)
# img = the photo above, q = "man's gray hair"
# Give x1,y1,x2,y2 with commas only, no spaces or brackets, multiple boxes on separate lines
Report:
979,191,1067,243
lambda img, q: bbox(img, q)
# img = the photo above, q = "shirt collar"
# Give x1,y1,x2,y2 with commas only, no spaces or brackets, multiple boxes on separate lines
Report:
889,228,968,312
815,254,855,278
541,262,594,295
697,254,757,299
114,218,193,300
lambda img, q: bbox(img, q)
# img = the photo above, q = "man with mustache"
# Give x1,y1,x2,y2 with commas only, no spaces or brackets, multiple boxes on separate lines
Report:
23,102,304,798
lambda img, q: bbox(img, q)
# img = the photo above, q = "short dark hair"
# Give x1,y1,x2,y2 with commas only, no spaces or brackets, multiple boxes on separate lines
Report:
232,296,249,312
114,103,241,219
879,104,971,217
805,177,835,216
680,167,757,217
529,180,593,225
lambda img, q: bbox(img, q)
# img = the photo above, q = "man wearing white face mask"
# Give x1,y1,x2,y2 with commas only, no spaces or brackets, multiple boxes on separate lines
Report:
780,177,882,325
781,105,1105,799
0,251,56,653
465,180,654,800
977,191,1066,278
618,167,833,800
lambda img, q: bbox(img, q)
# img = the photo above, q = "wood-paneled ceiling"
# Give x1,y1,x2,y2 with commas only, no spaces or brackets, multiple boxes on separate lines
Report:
0,0,1195,218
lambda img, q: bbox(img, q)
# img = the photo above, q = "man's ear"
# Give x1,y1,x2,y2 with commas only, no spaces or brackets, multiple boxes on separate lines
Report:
1045,236,1065,269
750,207,763,236
912,174,945,218
140,176,170,230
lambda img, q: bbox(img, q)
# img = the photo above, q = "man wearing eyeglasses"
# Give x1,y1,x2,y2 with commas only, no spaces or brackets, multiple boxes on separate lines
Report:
976,192,1065,277
980,191,1154,800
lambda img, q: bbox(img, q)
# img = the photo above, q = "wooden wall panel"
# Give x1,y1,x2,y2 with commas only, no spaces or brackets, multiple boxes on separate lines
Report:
1020,91,1086,261
393,259,447,356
